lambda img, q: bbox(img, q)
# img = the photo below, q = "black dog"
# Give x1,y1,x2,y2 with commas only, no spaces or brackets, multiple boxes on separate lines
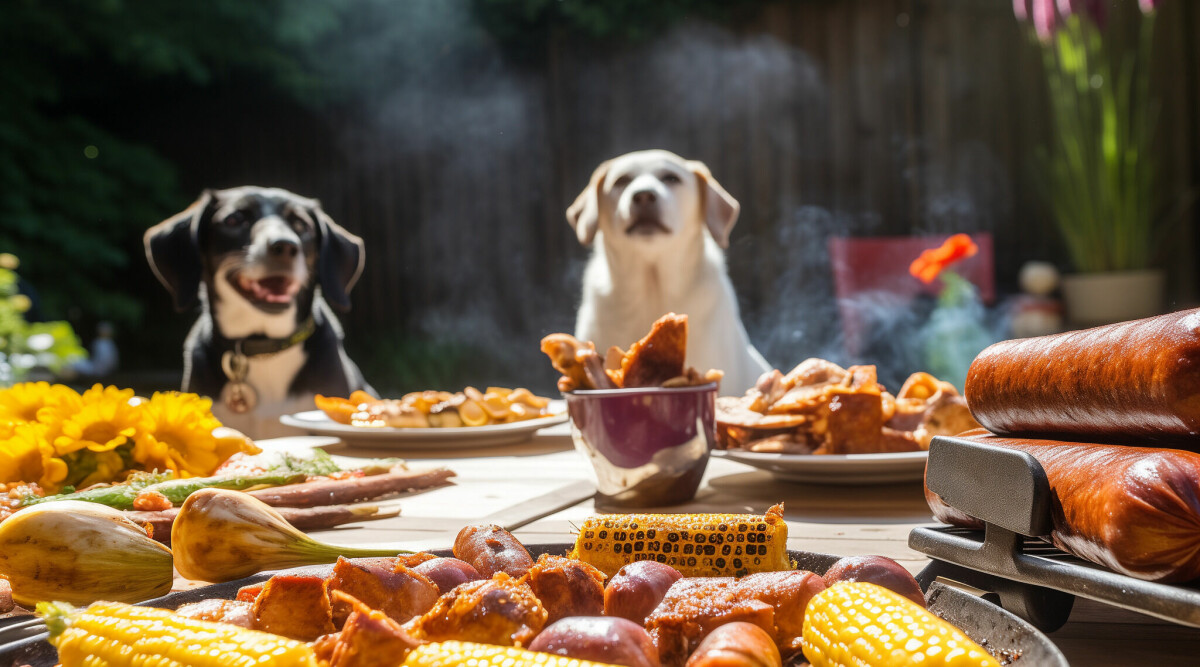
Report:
145,186,371,438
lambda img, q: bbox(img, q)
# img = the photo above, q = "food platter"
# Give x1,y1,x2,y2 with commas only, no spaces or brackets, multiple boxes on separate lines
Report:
279,401,568,449
0,544,1067,667
712,448,928,484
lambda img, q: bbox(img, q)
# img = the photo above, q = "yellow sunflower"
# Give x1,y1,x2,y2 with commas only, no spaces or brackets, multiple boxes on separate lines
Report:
53,384,143,457
0,422,67,490
0,382,81,424
134,392,258,477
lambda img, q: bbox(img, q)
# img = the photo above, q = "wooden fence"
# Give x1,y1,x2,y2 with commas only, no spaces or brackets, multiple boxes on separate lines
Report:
142,0,1200,389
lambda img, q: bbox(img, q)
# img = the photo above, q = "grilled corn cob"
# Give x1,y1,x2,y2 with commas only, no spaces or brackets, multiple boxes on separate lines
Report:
568,503,790,577
38,600,321,667
802,582,999,667
402,641,621,667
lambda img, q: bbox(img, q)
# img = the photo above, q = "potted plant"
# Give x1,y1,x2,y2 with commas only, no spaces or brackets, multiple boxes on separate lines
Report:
1015,0,1174,325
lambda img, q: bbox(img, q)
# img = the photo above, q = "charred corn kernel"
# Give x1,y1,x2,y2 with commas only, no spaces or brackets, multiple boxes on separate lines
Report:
568,503,790,577
403,641,621,667
802,582,999,667
38,600,321,667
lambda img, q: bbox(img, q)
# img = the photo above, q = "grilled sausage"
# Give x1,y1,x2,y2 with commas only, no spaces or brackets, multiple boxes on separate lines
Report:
452,525,535,578
412,557,484,595
822,556,925,608
525,554,607,623
604,561,683,623
964,309,1200,443
927,430,1200,582
684,622,781,667
528,617,660,667
645,570,826,665
247,467,455,508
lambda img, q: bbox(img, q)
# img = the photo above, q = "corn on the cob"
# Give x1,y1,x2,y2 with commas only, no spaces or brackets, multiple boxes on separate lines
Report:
567,503,790,577
802,582,999,667
402,641,621,667
38,600,321,667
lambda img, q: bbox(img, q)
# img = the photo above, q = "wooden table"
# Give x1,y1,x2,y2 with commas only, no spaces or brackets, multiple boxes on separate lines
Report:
259,431,1200,666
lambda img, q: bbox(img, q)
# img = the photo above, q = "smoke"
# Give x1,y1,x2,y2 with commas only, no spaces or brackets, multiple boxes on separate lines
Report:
321,2,1012,392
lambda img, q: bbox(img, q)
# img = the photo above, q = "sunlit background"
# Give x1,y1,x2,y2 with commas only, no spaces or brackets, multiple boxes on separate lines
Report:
2,0,1196,395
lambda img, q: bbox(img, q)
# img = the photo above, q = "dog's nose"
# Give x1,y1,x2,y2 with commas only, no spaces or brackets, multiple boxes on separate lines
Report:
631,189,657,206
268,238,299,260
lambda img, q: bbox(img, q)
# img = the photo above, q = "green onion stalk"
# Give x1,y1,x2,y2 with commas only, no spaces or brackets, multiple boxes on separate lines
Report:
1031,5,1162,273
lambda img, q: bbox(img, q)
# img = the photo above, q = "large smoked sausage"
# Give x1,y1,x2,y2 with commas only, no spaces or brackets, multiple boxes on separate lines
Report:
964,308,1200,443
925,430,1200,582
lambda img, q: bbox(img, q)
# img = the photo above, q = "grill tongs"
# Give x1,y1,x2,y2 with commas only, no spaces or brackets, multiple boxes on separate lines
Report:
910,435,1200,632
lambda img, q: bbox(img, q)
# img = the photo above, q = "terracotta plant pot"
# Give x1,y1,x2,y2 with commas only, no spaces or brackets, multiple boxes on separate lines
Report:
1061,269,1165,327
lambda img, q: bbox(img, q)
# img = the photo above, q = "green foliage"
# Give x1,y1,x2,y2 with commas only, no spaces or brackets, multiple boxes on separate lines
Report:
0,0,348,331
1033,13,1162,273
0,257,87,383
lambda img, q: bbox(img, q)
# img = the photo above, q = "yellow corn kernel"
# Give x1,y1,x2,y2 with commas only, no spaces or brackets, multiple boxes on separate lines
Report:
402,641,621,667
568,503,791,577
38,600,321,667
802,582,999,667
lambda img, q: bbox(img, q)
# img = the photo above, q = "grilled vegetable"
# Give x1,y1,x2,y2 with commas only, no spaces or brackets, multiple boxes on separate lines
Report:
38,600,321,667
172,488,406,582
401,641,622,667
25,470,307,510
568,503,790,577
0,501,173,606
802,582,998,667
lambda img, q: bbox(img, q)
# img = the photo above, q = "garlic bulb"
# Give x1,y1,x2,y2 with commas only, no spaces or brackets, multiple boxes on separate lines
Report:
172,488,404,582
0,500,173,606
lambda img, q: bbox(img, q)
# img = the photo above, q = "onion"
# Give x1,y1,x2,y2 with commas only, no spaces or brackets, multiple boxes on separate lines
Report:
0,501,173,606
172,488,406,582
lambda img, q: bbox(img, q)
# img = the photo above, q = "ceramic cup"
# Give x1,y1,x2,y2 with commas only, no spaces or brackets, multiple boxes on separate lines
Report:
564,382,717,507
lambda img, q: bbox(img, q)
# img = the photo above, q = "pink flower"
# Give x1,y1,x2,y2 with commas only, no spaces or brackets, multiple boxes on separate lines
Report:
1014,0,1033,21
1139,0,1160,13
1033,0,1058,41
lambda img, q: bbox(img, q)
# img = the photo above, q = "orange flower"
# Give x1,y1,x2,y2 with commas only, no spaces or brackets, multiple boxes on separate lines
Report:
909,234,978,284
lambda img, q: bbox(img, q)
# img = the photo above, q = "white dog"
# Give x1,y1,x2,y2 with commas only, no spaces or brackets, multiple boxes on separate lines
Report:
567,149,770,395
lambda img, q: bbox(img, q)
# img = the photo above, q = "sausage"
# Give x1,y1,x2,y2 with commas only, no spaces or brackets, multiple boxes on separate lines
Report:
645,570,826,665
326,557,439,625
525,554,607,623
964,309,1200,443
0,579,12,614
528,617,660,667
411,557,484,595
822,556,925,607
604,561,683,623
684,622,781,667
248,468,455,507
452,525,535,578
927,430,1200,582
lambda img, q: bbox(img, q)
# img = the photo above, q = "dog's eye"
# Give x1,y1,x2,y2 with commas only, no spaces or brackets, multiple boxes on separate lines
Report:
289,215,311,234
661,173,682,185
613,175,632,188
224,211,247,226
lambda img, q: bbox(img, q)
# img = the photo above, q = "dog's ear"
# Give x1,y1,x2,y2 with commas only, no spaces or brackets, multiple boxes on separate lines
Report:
687,160,740,248
566,159,611,246
310,201,365,312
144,191,213,312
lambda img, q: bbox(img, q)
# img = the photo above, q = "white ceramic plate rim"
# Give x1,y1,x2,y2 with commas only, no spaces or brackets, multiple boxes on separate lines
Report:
280,403,567,437
712,449,928,466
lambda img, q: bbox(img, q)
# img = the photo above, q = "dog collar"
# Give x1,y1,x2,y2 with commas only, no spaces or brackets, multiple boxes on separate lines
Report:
223,317,317,358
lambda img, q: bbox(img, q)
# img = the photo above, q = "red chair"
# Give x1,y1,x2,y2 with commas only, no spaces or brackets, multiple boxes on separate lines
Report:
828,233,995,356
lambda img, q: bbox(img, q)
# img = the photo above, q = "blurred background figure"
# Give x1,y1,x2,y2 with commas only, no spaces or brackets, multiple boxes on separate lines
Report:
71,322,119,380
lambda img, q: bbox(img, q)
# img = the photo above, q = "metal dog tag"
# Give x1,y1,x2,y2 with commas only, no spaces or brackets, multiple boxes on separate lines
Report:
220,351,258,414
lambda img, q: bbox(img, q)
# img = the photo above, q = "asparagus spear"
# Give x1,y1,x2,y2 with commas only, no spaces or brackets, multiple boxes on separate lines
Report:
23,471,307,511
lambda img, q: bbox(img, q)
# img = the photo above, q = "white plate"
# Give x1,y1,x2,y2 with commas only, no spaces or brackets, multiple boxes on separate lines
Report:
279,401,567,450
712,448,928,485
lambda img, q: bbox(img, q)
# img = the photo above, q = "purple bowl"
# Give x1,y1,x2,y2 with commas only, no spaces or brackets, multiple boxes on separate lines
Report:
564,382,717,507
